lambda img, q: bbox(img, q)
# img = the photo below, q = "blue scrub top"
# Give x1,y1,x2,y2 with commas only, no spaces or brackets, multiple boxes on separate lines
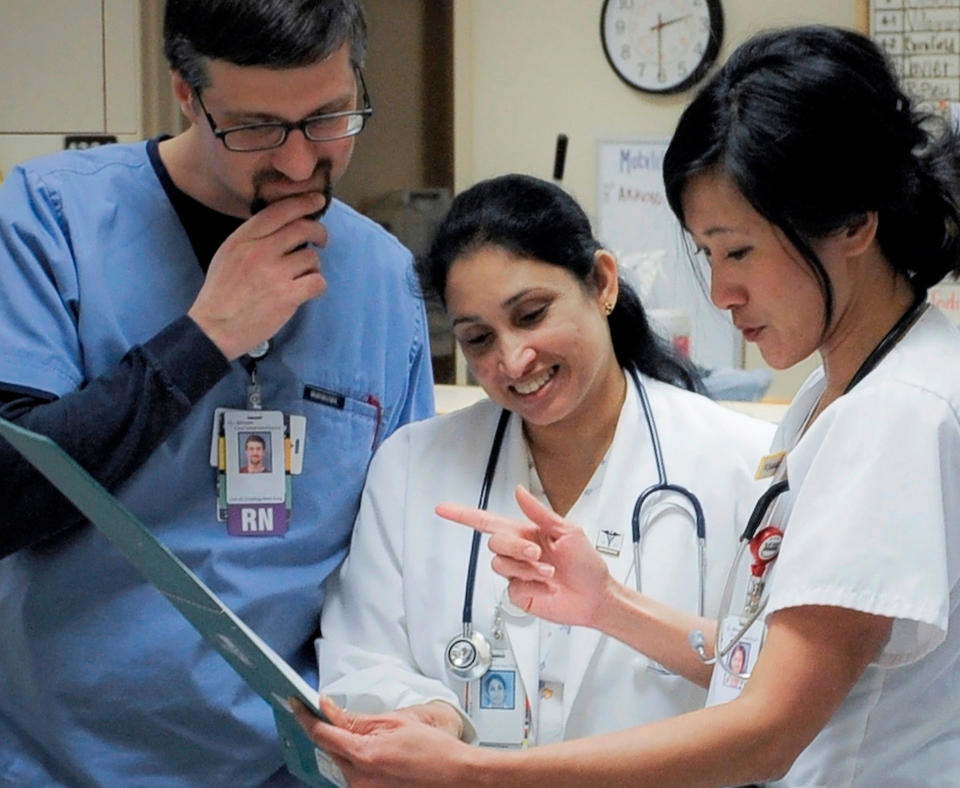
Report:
0,142,434,786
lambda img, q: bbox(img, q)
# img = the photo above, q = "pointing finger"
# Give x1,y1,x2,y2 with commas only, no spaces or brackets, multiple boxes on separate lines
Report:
434,502,524,537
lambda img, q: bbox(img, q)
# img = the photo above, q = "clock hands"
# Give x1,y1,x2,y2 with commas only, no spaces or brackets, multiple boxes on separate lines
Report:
601,0,723,94
649,13,691,32
655,14,664,82
651,12,691,85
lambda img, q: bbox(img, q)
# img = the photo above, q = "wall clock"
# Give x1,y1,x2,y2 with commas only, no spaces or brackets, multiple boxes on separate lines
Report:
600,0,724,94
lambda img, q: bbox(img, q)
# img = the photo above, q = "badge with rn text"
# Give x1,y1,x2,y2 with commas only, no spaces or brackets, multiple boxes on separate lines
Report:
210,408,306,537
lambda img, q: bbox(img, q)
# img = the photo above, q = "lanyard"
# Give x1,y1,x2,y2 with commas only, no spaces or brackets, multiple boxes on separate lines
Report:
697,294,930,677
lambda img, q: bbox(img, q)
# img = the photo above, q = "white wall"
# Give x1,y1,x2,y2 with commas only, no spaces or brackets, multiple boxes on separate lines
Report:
453,0,868,401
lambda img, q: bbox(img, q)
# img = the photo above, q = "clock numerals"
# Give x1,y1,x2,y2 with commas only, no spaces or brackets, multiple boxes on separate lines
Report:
600,0,724,94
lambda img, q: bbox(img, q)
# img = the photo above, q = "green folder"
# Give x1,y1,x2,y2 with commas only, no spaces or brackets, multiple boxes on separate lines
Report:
0,417,345,788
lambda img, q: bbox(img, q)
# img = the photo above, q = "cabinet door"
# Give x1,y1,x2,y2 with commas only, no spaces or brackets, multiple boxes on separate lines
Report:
0,0,135,134
104,0,139,134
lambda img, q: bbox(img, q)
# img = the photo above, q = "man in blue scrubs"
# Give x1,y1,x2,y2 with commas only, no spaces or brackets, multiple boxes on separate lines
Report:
0,1,433,785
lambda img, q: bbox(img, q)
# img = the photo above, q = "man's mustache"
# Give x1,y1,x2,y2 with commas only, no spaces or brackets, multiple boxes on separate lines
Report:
250,160,332,219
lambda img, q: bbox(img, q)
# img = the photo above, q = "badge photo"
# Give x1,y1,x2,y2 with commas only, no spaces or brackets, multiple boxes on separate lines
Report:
705,614,765,708
480,669,516,710
469,651,527,748
223,410,287,537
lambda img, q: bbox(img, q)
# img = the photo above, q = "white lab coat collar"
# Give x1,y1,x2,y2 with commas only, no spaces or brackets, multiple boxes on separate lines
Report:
499,372,651,731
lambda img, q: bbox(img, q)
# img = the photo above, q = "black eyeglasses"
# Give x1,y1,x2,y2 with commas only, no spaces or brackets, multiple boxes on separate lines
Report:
196,69,373,152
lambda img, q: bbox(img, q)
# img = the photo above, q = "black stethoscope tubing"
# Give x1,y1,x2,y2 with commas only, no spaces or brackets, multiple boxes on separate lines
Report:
738,294,927,544
631,369,707,544
700,294,930,676
456,366,705,632
629,367,707,617
460,408,511,629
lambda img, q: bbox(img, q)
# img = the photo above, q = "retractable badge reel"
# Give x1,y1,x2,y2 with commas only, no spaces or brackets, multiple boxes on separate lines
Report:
743,525,782,615
690,479,788,675
245,341,270,411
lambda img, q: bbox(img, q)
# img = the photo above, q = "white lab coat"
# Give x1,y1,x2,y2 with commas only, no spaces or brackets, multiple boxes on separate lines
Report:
761,307,960,787
318,372,774,743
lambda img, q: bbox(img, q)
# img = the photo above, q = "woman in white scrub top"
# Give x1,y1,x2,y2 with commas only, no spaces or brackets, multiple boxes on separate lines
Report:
295,26,960,788
314,174,773,749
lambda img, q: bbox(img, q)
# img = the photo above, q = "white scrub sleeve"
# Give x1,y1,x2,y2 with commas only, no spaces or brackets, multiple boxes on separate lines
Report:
766,380,960,666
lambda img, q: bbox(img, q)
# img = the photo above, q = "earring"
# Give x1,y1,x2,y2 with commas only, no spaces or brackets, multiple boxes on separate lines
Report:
603,301,615,316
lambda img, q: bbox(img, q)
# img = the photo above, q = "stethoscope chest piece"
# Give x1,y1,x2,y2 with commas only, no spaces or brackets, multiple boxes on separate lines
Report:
445,627,492,681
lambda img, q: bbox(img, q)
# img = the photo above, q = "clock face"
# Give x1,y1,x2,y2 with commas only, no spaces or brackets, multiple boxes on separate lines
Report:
600,0,724,94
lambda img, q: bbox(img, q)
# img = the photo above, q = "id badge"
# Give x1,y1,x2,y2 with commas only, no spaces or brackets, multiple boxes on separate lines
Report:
209,408,306,536
705,615,765,707
469,650,527,748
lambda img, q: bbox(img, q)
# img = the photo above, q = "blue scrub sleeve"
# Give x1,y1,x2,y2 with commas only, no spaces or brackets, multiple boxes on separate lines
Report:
0,315,230,557
391,299,436,433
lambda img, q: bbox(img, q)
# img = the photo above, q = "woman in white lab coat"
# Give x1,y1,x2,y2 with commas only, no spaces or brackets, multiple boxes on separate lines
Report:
297,26,960,788
315,173,773,748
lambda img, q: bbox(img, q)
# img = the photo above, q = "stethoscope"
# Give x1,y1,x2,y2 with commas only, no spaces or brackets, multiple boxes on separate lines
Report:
691,295,930,681
445,366,707,681
631,376,706,616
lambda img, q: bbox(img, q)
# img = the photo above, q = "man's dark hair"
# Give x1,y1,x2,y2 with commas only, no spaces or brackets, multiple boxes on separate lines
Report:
164,0,367,90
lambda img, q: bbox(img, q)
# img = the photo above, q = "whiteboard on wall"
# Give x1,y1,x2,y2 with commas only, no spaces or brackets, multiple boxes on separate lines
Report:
869,0,960,113
595,139,741,370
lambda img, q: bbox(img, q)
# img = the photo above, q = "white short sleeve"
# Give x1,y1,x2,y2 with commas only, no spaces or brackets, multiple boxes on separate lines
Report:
766,380,960,666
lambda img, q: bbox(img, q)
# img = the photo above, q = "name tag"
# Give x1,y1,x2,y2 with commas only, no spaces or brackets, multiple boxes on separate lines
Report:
754,451,786,480
303,385,345,409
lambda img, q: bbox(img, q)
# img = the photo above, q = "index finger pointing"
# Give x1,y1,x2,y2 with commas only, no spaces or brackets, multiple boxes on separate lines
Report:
434,502,496,532
434,502,520,537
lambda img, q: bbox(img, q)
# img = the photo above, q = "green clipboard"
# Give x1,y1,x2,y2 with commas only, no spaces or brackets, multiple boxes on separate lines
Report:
0,416,345,788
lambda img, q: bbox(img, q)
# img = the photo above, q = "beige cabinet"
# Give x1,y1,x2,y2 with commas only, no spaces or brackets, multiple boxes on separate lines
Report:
0,0,139,133
0,0,139,170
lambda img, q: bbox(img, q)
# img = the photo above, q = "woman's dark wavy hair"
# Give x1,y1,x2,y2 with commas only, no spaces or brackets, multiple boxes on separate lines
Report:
418,174,700,392
663,25,960,330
